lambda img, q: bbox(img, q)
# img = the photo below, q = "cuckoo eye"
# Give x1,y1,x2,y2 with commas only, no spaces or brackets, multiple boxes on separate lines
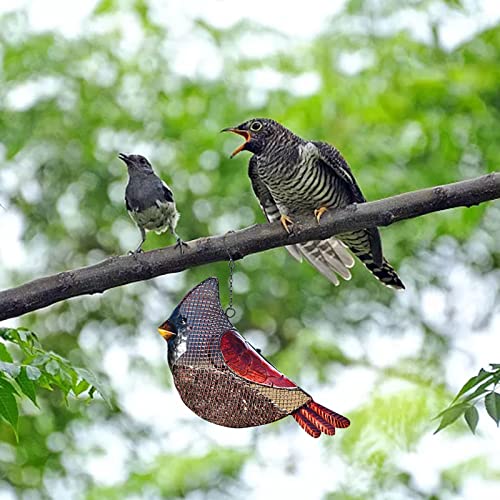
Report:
250,121,263,132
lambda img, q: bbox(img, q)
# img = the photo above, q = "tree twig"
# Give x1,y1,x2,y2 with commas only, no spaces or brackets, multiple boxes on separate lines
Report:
0,173,498,321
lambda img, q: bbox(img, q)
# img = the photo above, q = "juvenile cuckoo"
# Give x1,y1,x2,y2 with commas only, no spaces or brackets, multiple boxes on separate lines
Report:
222,119,404,289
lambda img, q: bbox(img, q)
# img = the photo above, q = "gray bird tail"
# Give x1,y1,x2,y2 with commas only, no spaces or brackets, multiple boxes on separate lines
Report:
338,229,405,290
286,237,355,286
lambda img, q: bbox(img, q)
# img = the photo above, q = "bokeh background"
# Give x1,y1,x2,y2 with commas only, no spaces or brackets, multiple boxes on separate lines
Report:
1,0,499,498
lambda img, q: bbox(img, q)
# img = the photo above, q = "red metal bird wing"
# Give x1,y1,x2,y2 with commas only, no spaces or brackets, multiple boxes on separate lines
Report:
220,329,297,388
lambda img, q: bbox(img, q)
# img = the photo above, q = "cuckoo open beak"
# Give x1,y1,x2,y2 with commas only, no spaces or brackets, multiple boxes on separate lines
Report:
221,128,251,158
158,320,176,341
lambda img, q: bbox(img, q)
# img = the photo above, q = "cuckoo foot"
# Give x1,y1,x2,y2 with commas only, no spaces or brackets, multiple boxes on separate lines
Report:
280,214,294,234
314,206,328,223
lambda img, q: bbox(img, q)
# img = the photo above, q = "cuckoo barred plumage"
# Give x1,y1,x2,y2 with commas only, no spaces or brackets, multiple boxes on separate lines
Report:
222,119,404,289
118,153,185,254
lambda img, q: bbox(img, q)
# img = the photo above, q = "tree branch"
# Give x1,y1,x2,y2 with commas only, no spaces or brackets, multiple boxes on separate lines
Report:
0,173,499,321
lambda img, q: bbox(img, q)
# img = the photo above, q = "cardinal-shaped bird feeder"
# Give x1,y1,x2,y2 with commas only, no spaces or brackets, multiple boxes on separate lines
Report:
158,277,350,438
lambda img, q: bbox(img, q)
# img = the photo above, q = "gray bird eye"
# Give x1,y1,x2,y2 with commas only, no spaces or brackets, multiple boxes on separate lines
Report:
250,121,263,132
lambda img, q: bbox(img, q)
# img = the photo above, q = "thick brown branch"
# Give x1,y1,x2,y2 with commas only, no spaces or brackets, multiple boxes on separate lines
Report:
0,173,499,321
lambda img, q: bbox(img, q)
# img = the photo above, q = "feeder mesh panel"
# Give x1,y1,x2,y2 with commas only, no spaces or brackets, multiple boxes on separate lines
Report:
168,277,311,428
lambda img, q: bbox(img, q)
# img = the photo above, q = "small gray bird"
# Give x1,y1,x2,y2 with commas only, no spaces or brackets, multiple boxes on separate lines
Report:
118,153,185,254
222,119,404,289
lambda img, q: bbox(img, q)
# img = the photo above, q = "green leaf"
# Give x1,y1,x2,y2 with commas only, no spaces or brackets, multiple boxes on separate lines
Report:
0,361,20,378
490,364,500,370
0,376,16,393
461,377,498,404
0,378,19,434
464,406,479,434
74,379,90,396
16,329,30,343
452,368,493,403
45,360,60,375
16,367,38,407
25,365,42,381
0,343,13,362
59,367,75,388
434,403,469,434
37,374,54,391
0,328,15,341
32,354,50,366
74,367,113,407
484,392,500,426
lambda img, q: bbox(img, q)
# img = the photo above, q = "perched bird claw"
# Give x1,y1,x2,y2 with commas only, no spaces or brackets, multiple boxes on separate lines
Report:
129,247,144,256
174,238,189,255
314,206,328,223
280,214,294,234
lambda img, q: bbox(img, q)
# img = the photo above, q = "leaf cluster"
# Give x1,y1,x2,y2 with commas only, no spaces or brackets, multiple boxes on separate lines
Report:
434,364,500,434
0,327,111,437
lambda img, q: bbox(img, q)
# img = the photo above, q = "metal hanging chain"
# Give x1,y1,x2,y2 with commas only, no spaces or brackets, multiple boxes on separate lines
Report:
225,256,236,318
223,231,236,318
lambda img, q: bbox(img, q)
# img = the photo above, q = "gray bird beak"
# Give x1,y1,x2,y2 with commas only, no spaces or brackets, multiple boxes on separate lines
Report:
118,153,130,163
221,128,251,158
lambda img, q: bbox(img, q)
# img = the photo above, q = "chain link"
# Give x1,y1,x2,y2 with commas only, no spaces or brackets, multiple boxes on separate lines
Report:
225,256,236,318
223,231,237,318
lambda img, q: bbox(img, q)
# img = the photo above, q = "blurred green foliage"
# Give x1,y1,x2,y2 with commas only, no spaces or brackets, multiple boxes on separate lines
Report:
0,0,499,498
0,327,111,437
86,449,248,499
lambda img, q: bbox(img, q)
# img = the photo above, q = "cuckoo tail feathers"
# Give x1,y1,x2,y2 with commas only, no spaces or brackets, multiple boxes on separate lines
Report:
354,252,405,290
285,230,404,289
293,400,350,438
302,249,341,286
339,229,405,290
286,237,355,286
328,239,356,268
285,244,303,262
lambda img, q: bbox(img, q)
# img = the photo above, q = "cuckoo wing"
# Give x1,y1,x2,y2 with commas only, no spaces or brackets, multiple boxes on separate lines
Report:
248,157,303,261
248,156,356,283
312,140,383,266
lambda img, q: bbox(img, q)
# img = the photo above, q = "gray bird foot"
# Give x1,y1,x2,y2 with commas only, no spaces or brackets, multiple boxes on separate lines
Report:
129,247,144,255
174,238,189,255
